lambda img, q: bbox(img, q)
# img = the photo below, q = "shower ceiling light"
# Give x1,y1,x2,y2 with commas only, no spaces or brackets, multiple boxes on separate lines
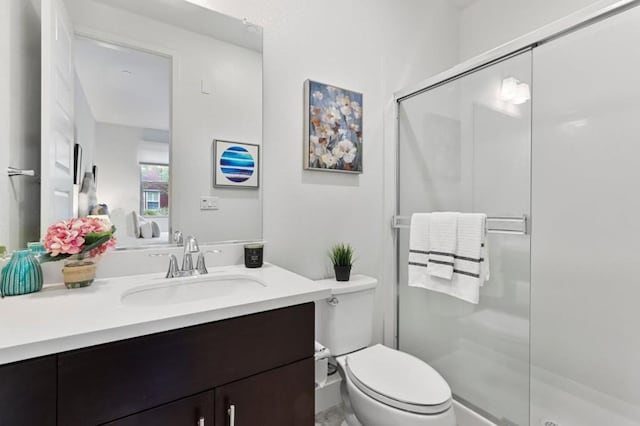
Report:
500,76,530,104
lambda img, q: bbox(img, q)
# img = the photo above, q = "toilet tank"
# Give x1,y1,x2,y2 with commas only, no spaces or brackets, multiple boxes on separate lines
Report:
315,275,378,356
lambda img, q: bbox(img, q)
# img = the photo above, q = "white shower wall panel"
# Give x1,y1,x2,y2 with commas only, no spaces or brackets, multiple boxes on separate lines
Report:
531,5,640,425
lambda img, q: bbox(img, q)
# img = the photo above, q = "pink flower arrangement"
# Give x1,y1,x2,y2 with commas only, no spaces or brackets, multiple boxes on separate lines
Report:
42,217,116,262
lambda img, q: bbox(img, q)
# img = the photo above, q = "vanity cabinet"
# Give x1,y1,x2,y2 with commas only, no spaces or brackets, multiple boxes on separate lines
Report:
0,355,57,426
104,392,214,426
214,358,314,426
0,303,314,426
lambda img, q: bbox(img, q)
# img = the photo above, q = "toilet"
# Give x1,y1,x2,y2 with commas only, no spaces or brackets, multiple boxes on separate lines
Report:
316,275,456,426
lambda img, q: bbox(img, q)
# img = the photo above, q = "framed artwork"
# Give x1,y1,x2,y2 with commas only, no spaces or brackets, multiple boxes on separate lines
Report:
304,80,363,173
213,140,260,188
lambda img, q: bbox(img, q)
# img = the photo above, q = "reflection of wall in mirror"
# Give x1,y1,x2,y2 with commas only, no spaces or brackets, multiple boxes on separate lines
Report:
74,74,96,177
66,0,262,244
0,0,41,251
0,0,9,250
92,123,170,232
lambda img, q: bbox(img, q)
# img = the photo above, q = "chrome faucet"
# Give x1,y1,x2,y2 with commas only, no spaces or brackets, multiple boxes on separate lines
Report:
151,237,222,279
165,254,179,278
195,250,222,274
148,253,181,278
173,230,184,246
181,235,199,272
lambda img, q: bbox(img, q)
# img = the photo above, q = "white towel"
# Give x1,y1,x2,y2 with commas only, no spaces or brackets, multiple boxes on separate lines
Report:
408,213,432,287
427,212,458,280
408,212,490,304
448,214,489,303
454,213,485,280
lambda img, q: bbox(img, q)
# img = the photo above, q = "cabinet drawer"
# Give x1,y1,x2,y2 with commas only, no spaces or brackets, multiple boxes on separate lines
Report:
58,303,314,425
215,358,314,426
104,391,213,426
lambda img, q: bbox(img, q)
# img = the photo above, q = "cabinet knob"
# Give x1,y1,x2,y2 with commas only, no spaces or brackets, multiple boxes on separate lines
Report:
228,404,236,426
197,416,205,426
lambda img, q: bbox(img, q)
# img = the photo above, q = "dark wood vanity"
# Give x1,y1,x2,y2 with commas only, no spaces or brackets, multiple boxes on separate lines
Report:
0,303,314,426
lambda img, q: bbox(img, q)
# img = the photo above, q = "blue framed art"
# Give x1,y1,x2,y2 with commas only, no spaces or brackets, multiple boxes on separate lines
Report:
213,140,260,188
304,80,363,173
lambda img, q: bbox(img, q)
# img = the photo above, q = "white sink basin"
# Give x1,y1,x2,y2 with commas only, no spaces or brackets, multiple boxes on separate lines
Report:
121,274,267,307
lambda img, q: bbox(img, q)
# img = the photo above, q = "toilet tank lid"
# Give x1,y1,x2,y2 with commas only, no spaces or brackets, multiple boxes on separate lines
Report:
315,274,377,295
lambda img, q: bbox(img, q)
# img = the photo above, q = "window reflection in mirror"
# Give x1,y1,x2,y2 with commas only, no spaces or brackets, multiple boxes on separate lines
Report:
140,164,169,217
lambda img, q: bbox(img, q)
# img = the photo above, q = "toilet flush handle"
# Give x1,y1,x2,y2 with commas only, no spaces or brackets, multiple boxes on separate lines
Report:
326,296,339,306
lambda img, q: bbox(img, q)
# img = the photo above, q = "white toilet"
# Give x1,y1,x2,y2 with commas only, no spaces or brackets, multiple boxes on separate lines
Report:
316,275,456,426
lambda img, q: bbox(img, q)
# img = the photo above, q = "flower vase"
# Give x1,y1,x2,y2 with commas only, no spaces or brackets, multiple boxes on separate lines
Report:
1,250,43,297
62,258,97,289
334,265,352,282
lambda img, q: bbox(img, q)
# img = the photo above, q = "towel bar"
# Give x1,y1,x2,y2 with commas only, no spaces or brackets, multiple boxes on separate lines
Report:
391,215,528,235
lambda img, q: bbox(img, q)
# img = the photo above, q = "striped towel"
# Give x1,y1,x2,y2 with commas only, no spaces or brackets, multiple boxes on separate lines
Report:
409,212,490,304
427,212,458,280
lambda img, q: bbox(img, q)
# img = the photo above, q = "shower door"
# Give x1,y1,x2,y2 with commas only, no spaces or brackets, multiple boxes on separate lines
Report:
530,5,640,425
397,51,532,425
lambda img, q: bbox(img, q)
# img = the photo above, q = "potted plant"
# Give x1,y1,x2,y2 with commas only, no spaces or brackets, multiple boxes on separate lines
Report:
41,217,117,288
329,243,354,282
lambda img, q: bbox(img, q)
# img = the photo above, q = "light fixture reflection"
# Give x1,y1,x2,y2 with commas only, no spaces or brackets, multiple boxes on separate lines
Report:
499,76,530,105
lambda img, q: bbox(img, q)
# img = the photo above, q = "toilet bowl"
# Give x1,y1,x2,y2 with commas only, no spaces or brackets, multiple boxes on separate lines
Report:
336,345,456,426
315,275,456,426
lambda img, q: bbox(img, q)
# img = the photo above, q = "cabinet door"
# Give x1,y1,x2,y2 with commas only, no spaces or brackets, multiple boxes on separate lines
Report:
215,358,314,426
105,391,214,426
58,303,314,425
0,356,56,426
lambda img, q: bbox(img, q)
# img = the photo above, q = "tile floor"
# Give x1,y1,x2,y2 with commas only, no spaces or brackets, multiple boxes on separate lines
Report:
315,404,347,426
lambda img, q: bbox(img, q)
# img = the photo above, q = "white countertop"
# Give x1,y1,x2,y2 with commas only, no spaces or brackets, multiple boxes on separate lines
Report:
0,263,331,366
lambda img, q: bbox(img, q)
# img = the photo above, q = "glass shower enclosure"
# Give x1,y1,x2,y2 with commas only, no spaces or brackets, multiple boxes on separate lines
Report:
395,3,640,425
396,51,532,425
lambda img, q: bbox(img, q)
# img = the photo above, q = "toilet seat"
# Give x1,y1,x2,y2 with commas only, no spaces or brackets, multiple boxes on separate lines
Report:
345,344,452,415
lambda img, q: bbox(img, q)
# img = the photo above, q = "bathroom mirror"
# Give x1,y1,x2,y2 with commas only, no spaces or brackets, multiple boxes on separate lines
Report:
3,0,262,251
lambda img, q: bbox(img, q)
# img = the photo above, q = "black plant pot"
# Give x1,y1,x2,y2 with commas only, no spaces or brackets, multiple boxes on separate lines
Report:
334,265,352,282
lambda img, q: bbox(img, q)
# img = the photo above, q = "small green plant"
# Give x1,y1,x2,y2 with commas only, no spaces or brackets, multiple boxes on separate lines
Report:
328,243,354,267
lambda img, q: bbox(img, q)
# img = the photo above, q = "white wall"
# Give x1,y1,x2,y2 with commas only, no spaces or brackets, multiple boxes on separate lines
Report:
94,123,144,218
92,122,171,239
74,74,96,175
185,0,461,344
0,0,10,250
138,140,169,165
93,123,169,212
378,0,461,346
66,0,263,244
459,0,617,60
2,0,42,250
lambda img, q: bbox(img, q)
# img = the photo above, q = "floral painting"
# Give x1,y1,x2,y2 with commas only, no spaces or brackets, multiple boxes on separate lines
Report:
304,80,363,173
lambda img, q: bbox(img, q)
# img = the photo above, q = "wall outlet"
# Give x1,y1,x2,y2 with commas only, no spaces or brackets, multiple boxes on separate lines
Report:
200,196,219,210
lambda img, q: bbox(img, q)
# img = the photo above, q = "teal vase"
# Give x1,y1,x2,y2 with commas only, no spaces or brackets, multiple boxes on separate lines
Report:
1,250,43,297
